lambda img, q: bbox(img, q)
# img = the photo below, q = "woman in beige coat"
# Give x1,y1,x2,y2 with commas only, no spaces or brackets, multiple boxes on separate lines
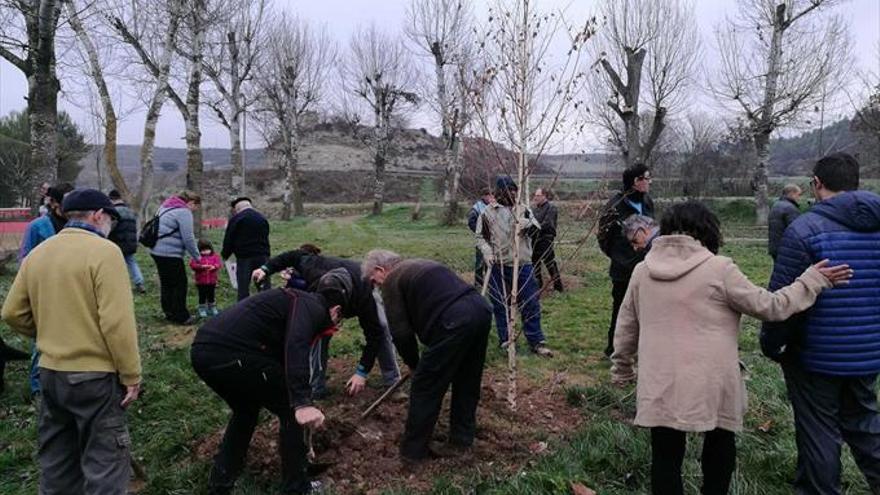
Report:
611,201,852,495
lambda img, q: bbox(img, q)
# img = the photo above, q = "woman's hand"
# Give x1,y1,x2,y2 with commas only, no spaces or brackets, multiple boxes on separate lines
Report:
295,406,325,429
812,259,854,286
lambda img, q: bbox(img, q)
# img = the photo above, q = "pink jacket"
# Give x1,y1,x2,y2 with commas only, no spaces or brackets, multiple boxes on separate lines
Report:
190,253,222,286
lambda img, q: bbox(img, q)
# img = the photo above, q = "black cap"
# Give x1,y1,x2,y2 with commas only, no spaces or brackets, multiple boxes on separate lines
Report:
62,188,120,220
230,196,252,208
495,176,517,191
316,268,354,311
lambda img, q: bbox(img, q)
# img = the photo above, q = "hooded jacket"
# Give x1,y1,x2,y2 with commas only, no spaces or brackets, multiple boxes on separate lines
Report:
149,197,200,260
761,190,880,375
611,235,830,432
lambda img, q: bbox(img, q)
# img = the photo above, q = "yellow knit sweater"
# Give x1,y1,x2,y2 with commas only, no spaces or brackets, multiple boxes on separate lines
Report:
1,228,142,385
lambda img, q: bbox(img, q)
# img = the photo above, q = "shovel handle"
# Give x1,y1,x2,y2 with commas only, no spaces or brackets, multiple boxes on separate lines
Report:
361,373,411,419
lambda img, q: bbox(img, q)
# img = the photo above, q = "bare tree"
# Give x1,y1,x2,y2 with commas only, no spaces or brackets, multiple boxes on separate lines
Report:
108,0,184,215
341,24,418,216
405,0,472,224
65,0,129,198
469,0,596,409
586,0,699,169
714,0,852,224
253,15,334,219
0,0,63,206
112,0,223,232
203,0,266,195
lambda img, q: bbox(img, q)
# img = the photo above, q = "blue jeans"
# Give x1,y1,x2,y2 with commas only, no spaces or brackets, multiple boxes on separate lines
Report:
487,264,545,346
124,254,144,287
30,345,40,394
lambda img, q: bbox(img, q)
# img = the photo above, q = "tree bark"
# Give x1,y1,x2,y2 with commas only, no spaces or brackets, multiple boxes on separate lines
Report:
66,1,126,199
134,87,167,216
753,132,771,226
372,107,389,216
184,1,208,237
228,111,243,195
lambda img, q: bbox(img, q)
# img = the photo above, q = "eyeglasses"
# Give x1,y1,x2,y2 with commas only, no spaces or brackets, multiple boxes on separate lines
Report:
636,175,652,182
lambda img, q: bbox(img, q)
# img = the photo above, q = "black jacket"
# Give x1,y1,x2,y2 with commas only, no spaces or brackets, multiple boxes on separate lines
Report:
263,250,386,374
597,191,655,281
767,197,800,259
221,208,270,259
108,203,139,256
531,201,558,241
193,288,332,409
380,259,477,369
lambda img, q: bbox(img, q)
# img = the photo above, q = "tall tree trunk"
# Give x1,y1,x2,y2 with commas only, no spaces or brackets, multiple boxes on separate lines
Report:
281,140,293,221
134,88,167,216
752,4,787,226
442,143,462,225
27,0,61,209
753,132,771,226
228,110,243,195
184,1,207,237
66,1,125,199
372,110,389,216
291,128,304,217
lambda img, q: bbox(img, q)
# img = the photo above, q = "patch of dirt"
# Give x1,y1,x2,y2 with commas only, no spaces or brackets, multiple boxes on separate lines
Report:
193,358,582,494
154,324,197,350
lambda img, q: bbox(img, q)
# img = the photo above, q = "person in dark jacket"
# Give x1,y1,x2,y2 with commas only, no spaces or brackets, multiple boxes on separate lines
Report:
0,337,29,395
767,183,802,260
597,164,655,357
362,249,492,464
530,187,563,292
467,188,495,288
761,153,880,494
221,197,271,301
190,270,352,495
251,248,401,398
108,190,145,293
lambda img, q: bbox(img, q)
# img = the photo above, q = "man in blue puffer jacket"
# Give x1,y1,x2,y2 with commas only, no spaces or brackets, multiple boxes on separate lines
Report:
761,152,880,494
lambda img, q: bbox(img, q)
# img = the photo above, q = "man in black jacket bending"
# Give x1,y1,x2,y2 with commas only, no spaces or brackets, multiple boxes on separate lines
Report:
362,249,491,464
221,197,271,300
251,248,401,398
597,164,655,357
190,269,352,495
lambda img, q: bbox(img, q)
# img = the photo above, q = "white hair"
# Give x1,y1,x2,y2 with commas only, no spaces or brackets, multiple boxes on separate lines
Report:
622,214,658,238
361,249,403,276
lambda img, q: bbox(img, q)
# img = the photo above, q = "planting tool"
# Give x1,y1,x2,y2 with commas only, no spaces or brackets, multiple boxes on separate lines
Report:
361,372,411,419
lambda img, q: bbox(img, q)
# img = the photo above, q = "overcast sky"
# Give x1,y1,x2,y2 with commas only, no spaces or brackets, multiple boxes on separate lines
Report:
0,0,877,150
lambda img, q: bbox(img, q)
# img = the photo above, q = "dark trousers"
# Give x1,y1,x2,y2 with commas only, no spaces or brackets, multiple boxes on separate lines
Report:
235,255,270,301
401,293,492,459
605,278,630,357
191,344,310,494
782,363,880,494
152,255,190,323
487,264,545,346
651,427,736,495
197,284,217,304
38,370,132,495
532,238,563,291
473,249,486,289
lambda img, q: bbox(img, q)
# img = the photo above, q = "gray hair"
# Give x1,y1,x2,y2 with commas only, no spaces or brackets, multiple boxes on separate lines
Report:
361,249,403,276
782,183,802,197
622,214,658,238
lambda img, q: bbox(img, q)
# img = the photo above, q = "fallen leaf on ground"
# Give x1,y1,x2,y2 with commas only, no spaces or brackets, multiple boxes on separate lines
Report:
571,482,596,495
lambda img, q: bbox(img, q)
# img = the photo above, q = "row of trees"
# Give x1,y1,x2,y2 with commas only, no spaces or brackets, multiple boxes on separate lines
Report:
0,0,874,226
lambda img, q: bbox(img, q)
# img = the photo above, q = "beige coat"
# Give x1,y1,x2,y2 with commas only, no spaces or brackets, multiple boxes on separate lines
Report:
610,235,830,432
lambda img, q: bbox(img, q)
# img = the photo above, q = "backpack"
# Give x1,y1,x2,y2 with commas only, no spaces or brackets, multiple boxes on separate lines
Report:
138,208,179,248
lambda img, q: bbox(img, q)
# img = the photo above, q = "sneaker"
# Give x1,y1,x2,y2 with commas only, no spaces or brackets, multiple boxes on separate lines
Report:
531,344,553,357
135,284,146,294
197,306,209,318
209,305,220,316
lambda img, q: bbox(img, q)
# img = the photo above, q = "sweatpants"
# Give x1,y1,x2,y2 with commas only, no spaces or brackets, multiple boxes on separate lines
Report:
783,362,880,494
191,344,310,494
650,427,736,495
38,370,132,495
401,293,491,459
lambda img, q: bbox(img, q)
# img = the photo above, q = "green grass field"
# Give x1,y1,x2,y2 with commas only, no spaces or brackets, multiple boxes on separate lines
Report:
0,204,873,494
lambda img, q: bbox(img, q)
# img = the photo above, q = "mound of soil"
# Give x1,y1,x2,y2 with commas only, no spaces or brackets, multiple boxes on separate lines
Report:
194,358,582,494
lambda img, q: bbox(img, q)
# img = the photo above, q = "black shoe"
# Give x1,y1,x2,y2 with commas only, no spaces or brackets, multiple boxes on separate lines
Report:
179,316,199,326
603,346,613,358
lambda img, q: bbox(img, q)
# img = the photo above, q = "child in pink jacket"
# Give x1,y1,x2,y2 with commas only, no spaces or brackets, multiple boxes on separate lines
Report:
190,240,222,317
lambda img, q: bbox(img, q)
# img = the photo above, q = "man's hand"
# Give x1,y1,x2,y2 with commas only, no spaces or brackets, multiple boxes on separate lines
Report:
121,382,141,408
252,268,267,283
295,406,325,429
346,374,367,396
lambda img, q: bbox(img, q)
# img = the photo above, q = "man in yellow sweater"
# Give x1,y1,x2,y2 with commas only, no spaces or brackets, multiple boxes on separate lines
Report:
2,188,142,495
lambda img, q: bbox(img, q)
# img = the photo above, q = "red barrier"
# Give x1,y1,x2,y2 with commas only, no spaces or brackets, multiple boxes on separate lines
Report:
0,222,28,234
202,218,228,229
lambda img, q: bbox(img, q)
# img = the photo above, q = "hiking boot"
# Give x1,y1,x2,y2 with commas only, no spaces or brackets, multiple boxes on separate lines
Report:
531,344,554,357
197,305,209,318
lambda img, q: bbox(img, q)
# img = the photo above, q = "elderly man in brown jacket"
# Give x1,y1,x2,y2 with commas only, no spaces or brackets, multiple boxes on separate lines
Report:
610,201,851,495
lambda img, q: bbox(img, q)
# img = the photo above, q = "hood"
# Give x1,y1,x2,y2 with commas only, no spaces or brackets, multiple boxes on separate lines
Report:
161,196,189,209
644,235,714,281
812,190,880,232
